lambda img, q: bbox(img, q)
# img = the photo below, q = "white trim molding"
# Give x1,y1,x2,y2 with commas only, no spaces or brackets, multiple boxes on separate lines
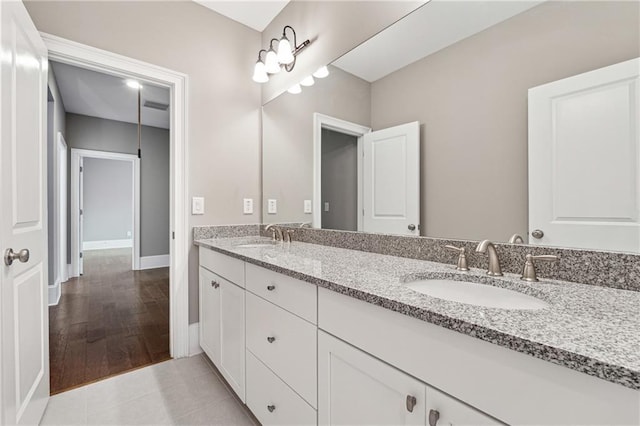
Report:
313,113,371,230
189,322,203,356
139,254,170,270
43,33,190,359
48,282,61,307
83,239,133,251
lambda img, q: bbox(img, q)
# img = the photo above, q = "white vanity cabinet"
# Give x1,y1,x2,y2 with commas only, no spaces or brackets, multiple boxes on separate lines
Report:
318,331,500,426
198,248,246,402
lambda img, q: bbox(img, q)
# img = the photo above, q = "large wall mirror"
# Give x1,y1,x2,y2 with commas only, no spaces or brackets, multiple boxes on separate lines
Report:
262,0,640,252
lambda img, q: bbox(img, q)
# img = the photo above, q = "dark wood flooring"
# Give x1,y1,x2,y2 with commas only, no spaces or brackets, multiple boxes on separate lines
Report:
49,248,171,394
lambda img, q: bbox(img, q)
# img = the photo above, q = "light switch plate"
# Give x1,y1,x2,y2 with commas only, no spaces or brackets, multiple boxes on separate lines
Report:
192,197,205,215
304,200,312,214
267,199,277,214
324,202,330,212
243,198,253,214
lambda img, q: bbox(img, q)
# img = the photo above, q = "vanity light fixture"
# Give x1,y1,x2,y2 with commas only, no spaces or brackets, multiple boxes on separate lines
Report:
312,66,329,78
287,84,302,94
252,49,269,83
252,25,310,83
126,80,142,90
300,75,315,86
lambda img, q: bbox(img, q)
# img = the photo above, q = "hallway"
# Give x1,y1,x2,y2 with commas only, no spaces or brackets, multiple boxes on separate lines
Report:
49,248,170,394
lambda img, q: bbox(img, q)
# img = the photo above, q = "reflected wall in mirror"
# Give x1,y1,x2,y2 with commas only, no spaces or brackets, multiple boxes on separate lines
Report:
262,0,640,252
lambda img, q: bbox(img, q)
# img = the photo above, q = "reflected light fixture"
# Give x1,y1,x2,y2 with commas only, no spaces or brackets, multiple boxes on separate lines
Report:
313,66,329,79
287,84,302,94
300,75,314,87
126,80,142,89
252,25,311,83
252,49,269,83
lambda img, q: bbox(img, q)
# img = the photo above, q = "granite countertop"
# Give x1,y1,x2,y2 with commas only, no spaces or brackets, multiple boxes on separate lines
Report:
195,236,640,390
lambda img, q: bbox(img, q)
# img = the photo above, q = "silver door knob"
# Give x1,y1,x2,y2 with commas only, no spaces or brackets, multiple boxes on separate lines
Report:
4,248,29,266
531,229,544,239
408,224,416,231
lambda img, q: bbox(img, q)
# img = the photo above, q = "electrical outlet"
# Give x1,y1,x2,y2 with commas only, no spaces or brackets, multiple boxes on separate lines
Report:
304,200,312,214
267,199,277,214
243,198,253,214
127,231,132,237
192,197,205,215
324,202,330,212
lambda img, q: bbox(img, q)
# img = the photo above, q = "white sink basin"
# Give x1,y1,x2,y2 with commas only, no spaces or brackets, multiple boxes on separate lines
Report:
406,279,549,310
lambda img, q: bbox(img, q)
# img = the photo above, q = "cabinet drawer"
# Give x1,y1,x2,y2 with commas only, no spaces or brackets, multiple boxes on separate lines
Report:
246,351,317,426
199,247,244,287
245,263,316,323
246,292,317,407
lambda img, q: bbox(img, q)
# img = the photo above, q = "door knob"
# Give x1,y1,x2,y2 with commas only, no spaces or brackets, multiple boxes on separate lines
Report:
4,248,29,266
408,224,416,231
531,229,544,239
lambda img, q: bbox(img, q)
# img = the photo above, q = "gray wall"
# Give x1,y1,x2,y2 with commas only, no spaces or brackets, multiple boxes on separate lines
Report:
321,129,358,231
47,67,66,286
66,113,170,257
262,65,371,223
370,0,640,242
82,158,133,243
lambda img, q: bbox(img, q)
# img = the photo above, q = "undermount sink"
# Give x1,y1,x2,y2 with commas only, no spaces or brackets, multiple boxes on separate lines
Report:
406,279,549,310
235,241,279,249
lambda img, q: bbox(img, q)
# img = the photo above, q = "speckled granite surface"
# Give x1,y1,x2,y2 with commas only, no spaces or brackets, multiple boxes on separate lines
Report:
195,236,640,390
192,224,260,240
271,227,640,292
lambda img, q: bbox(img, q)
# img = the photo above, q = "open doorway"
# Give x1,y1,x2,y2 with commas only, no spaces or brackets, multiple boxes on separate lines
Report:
47,60,172,394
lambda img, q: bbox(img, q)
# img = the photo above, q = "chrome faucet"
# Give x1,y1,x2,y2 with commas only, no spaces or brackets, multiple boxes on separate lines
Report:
508,234,524,244
475,240,503,276
521,253,559,282
264,224,283,241
444,245,469,271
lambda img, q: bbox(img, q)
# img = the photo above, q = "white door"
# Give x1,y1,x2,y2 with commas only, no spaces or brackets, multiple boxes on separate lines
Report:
318,331,426,426
528,58,640,251
0,1,50,424
78,157,84,275
363,122,420,235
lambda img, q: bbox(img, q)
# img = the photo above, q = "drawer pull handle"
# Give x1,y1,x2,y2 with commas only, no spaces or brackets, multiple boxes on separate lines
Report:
267,336,276,343
406,395,417,413
428,409,440,426
267,405,276,413
211,281,220,289
267,284,276,291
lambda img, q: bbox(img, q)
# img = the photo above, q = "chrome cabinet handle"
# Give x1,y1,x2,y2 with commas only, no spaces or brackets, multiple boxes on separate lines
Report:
211,280,220,289
408,224,416,231
531,229,544,239
4,248,29,266
267,405,276,413
267,336,276,343
267,284,276,291
428,409,440,426
406,395,417,413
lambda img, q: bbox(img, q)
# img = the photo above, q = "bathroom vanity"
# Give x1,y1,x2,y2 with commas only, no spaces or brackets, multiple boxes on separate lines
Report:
195,235,640,425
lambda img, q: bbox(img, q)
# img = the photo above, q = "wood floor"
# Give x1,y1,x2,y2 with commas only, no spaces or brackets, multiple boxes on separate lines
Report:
49,248,170,394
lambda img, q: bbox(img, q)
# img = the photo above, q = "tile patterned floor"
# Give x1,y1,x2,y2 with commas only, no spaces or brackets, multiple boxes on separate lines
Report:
40,354,258,425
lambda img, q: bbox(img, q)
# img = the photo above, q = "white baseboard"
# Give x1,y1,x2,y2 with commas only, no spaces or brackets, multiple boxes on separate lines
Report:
48,281,61,306
67,264,74,279
83,239,132,251
139,254,170,270
189,322,202,356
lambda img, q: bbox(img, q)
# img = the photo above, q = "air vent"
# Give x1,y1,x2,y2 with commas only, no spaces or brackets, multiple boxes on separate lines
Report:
143,100,169,111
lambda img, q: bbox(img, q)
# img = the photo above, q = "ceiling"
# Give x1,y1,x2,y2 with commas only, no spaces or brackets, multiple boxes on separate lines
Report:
193,0,289,32
333,0,544,83
51,61,171,129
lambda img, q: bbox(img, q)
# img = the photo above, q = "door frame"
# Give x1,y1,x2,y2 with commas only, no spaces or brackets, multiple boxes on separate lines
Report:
71,149,140,273
312,113,371,230
42,33,190,358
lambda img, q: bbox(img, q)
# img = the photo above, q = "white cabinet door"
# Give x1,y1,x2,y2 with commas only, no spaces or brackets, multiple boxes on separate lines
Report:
219,278,245,402
363,121,420,236
0,1,49,424
528,58,640,251
199,267,221,366
426,387,503,426
318,331,425,426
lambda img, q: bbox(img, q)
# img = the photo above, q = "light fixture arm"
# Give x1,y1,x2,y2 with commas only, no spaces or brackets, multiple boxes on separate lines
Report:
257,49,267,62
282,25,310,72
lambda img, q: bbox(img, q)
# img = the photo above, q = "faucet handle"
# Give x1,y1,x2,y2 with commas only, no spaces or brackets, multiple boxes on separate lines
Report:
445,245,469,271
284,229,295,243
521,253,559,282
509,234,525,244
